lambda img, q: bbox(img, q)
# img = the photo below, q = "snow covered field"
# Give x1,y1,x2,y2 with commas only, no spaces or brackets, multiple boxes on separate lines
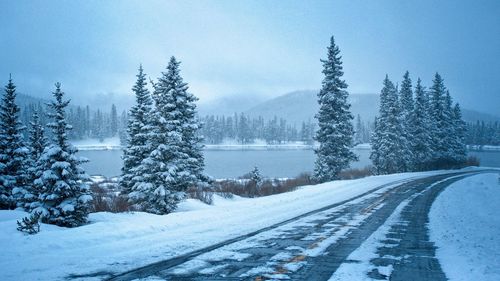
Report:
0,170,455,281
429,173,500,281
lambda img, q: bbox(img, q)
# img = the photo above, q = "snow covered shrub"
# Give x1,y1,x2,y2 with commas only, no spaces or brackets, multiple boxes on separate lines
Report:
17,211,41,234
91,183,131,213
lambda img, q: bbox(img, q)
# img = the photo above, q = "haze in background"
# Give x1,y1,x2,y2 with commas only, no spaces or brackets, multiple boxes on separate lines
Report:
0,0,499,115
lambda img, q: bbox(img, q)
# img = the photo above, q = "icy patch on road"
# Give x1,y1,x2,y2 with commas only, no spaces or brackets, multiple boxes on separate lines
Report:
328,198,412,281
429,173,500,281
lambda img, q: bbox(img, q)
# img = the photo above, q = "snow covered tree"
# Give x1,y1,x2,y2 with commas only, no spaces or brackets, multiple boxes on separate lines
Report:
131,57,207,214
354,114,363,145
370,75,407,174
451,103,467,164
31,83,92,227
120,65,154,196
21,111,48,210
110,104,118,137
248,166,263,197
408,78,433,171
0,76,30,209
429,73,457,168
314,36,357,182
398,71,414,171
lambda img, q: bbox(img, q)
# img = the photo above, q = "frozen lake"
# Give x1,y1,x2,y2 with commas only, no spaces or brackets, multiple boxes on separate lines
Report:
79,148,500,178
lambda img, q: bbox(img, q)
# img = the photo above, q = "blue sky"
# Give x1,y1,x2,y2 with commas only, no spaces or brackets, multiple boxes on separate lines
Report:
0,0,499,115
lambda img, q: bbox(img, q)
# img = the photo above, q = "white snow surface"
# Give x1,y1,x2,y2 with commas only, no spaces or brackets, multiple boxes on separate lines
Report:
0,169,478,280
429,172,500,281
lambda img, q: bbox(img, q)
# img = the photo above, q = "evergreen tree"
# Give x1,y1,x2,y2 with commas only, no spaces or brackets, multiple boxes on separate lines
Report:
314,36,357,182
354,114,363,145
132,57,207,214
398,71,414,171
429,73,449,166
451,103,467,163
110,104,118,137
120,65,153,196
248,166,263,197
0,76,30,209
408,78,433,171
32,83,92,227
370,75,406,174
23,111,48,210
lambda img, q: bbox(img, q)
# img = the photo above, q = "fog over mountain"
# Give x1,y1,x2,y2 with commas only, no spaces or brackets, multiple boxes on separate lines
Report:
199,90,499,125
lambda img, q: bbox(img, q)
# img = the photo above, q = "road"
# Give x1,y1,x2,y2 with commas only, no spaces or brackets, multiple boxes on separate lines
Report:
105,171,484,281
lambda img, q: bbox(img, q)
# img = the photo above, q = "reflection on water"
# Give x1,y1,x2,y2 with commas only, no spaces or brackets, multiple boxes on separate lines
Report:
79,148,500,178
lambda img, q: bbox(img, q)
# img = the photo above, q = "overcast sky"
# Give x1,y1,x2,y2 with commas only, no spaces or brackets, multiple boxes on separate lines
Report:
0,0,499,115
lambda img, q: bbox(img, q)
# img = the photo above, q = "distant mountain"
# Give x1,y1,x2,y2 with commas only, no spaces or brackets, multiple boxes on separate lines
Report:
197,95,265,117
243,90,499,125
245,90,380,125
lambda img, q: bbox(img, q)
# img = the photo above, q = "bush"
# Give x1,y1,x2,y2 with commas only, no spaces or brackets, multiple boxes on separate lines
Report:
17,212,42,235
187,186,214,205
339,166,373,180
464,156,480,167
213,172,317,199
91,183,132,213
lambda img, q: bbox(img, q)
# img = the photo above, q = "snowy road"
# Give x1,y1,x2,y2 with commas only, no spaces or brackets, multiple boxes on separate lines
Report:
106,171,487,281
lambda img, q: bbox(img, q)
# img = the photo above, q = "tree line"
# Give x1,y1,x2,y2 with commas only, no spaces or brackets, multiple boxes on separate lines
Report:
370,72,467,174
20,102,129,143
465,121,500,146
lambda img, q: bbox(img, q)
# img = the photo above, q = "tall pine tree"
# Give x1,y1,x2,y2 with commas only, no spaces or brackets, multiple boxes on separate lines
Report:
408,78,433,171
32,83,92,227
370,75,406,174
398,71,414,171
0,76,30,209
451,103,467,164
314,36,357,182
131,57,207,214
22,111,48,210
120,65,154,196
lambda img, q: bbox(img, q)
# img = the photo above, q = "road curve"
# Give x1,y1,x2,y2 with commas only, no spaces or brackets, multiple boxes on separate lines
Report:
94,171,485,281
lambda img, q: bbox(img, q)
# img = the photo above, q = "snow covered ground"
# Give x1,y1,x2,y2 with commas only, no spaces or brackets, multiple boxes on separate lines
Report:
0,169,483,280
429,173,500,281
0,171,441,280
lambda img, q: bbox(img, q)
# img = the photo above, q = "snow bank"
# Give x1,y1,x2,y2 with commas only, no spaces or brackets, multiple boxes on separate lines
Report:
429,173,500,281
0,169,472,280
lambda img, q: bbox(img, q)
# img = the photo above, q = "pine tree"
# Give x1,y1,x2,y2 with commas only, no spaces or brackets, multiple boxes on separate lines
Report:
23,111,48,210
32,83,92,227
248,166,263,197
0,76,30,209
370,75,406,174
398,71,414,171
354,114,363,145
429,73,460,168
451,103,467,164
408,78,433,171
110,104,118,137
314,36,357,182
120,65,154,196
132,57,207,214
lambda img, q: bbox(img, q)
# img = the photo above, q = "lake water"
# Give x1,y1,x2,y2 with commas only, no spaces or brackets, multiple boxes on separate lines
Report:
79,148,500,179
